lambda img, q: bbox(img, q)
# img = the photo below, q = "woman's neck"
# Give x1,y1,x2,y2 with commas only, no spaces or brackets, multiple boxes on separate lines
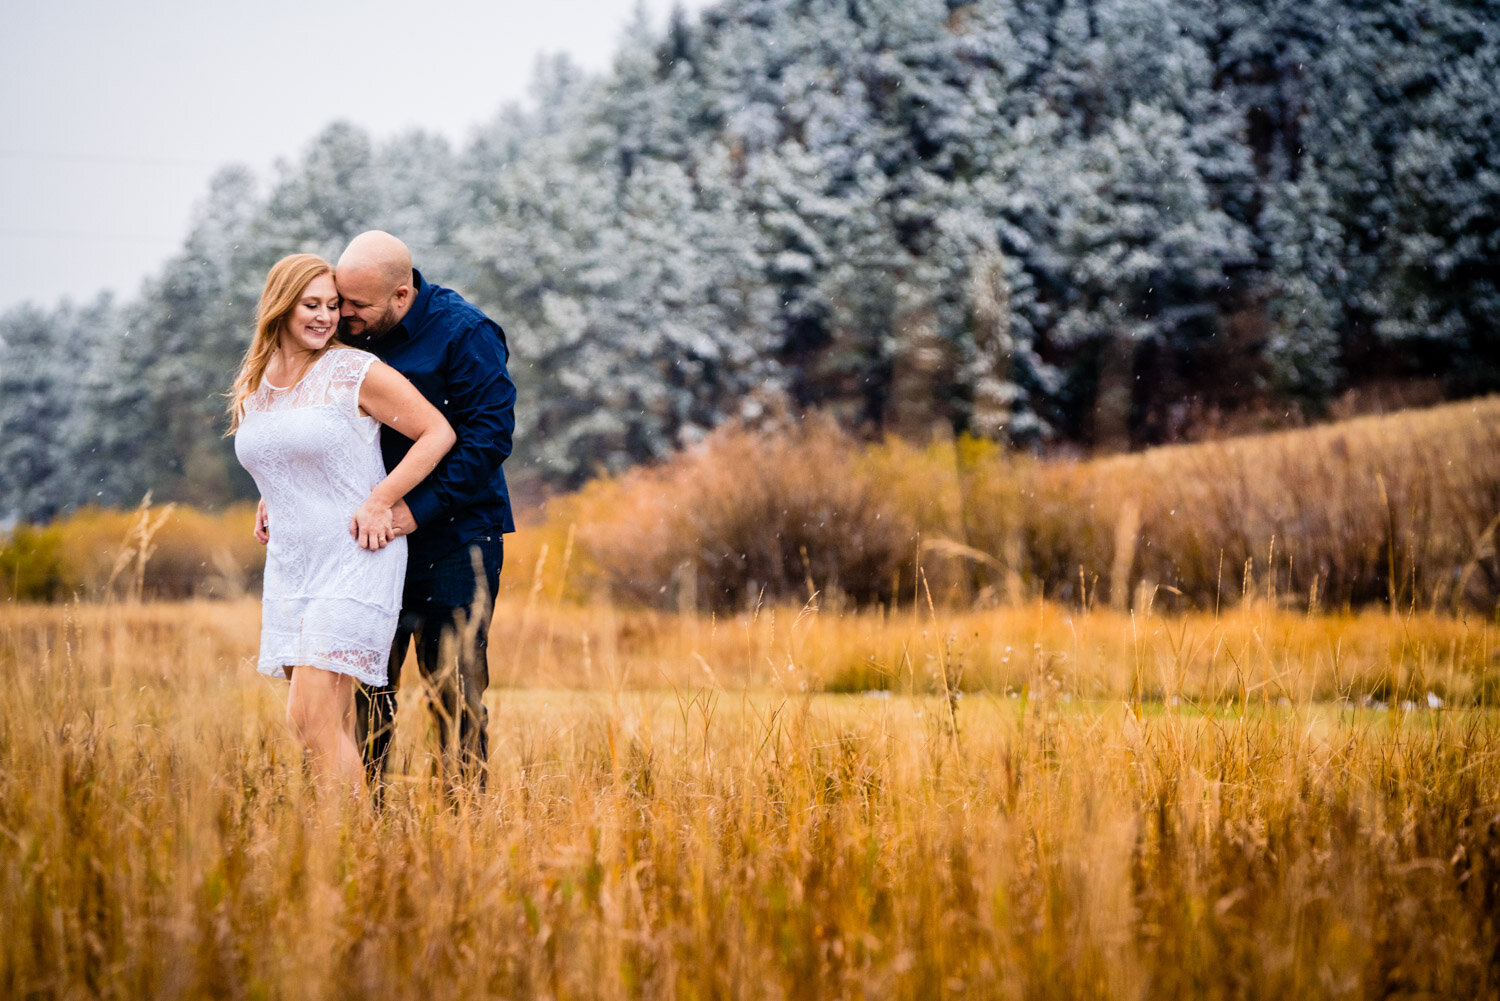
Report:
266,344,322,390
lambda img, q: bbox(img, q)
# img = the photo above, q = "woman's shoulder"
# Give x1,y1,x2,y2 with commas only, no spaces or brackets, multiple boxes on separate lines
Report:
320,345,381,375
325,345,378,364
314,348,383,404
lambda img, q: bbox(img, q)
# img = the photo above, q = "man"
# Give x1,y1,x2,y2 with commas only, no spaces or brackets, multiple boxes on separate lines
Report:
335,230,515,791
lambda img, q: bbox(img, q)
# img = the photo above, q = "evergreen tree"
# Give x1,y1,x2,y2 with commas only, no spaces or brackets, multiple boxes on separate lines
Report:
6,0,1499,509
1371,3,1500,388
1297,0,1500,387
1262,166,1345,399
248,121,383,265
109,167,265,507
0,295,118,520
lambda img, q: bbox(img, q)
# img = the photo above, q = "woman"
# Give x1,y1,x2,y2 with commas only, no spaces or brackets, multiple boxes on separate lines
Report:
229,253,455,792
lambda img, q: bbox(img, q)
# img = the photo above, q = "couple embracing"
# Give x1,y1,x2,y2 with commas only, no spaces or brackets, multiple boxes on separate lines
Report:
229,232,515,798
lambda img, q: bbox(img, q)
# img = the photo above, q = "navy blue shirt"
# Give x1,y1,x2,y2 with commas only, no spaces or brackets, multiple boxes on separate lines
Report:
348,270,516,561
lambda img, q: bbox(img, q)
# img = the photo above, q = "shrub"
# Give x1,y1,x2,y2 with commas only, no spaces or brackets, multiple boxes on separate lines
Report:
579,420,918,610
565,397,1500,614
9,397,1498,615
0,522,71,601
1,501,264,602
945,396,1500,612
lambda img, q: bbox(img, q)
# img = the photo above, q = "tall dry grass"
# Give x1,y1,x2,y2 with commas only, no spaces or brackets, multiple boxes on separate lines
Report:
1045,399,1500,612
486,588,1498,707
576,420,916,611
6,397,1497,997
6,398,1497,616
2,598,1498,999
568,397,1500,614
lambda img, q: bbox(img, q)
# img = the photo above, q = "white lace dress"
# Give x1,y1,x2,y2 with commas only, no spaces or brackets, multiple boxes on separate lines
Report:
234,348,404,686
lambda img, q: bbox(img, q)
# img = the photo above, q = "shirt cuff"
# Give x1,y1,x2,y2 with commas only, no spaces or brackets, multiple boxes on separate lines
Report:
405,485,442,529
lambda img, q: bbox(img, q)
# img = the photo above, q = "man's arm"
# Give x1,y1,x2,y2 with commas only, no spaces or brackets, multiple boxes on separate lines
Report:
401,318,515,529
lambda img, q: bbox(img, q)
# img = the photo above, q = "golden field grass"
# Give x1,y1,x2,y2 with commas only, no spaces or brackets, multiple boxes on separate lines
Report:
4,397,1500,997
4,596,1499,999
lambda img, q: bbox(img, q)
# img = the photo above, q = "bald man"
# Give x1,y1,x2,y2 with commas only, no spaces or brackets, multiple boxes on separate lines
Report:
336,230,516,792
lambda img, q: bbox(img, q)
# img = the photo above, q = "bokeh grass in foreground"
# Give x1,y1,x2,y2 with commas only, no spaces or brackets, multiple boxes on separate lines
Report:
3,599,1498,999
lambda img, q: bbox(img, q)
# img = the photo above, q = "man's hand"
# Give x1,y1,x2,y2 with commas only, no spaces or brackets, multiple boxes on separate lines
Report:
390,499,418,537
254,499,270,545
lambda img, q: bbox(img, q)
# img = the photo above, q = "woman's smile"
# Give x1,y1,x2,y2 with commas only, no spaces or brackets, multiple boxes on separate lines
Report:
284,273,340,353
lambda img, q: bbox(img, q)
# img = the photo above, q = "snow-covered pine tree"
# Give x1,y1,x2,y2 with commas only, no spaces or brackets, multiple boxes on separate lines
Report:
1262,165,1346,400
112,166,265,507
1018,0,1256,446
1368,2,1500,389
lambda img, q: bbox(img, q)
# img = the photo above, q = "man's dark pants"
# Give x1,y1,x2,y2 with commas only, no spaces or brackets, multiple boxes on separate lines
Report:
356,535,504,791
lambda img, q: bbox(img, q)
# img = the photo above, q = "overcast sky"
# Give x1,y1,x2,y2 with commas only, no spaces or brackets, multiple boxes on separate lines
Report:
1,0,717,313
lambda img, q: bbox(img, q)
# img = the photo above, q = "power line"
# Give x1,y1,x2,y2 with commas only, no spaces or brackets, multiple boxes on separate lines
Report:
0,148,228,169
0,229,182,245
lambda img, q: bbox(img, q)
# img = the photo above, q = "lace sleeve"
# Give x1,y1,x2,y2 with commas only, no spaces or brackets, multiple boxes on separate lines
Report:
325,349,378,418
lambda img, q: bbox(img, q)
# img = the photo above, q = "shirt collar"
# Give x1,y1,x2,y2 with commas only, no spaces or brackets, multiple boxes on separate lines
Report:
385,268,431,344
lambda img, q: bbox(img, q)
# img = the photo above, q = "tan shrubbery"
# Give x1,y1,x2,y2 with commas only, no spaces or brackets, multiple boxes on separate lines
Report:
1022,399,1500,612
566,396,1500,613
0,500,263,601
6,408,1497,998
575,419,917,611
6,397,1500,613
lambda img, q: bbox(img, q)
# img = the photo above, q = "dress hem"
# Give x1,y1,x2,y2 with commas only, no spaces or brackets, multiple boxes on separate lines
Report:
257,658,388,688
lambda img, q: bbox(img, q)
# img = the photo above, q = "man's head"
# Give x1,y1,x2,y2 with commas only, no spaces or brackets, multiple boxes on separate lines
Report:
336,231,415,337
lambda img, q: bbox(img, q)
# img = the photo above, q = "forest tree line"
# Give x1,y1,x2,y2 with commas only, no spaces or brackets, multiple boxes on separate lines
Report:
1,0,1496,522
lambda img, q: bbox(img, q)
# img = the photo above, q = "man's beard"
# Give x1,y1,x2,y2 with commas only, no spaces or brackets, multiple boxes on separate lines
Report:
339,304,399,339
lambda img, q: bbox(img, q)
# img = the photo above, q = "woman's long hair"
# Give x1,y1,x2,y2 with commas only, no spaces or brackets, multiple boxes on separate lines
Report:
227,253,335,432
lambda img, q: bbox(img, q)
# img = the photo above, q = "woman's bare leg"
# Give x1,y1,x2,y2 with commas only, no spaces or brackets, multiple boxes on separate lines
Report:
286,666,365,793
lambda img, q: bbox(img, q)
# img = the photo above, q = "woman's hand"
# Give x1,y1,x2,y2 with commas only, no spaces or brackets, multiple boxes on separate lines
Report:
357,361,455,536
254,499,270,545
351,495,397,551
